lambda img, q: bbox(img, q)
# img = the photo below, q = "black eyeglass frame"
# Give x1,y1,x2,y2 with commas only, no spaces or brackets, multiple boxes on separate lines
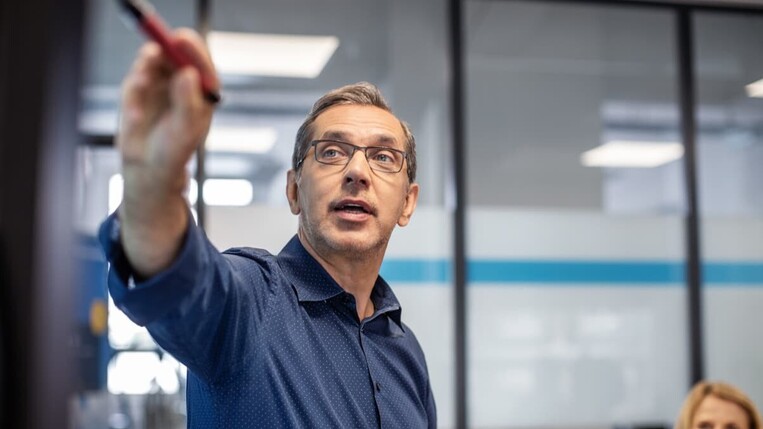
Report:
297,139,408,174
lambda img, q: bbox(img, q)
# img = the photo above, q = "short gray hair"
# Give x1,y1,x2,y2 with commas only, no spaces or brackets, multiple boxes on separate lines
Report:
292,82,417,183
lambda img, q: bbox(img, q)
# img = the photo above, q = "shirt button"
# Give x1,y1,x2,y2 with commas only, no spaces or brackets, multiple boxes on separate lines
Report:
375,382,381,393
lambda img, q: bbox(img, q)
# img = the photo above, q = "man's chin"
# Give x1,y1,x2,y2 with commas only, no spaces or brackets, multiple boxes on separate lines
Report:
332,237,375,253
324,233,386,258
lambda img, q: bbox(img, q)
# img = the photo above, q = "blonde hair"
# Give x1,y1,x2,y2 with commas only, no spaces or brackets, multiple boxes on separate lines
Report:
675,381,762,429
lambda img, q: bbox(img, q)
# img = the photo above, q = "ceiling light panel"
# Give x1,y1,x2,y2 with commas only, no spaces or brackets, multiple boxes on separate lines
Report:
206,126,278,154
208,31,340,78
745,78,763,98
581,141,684,168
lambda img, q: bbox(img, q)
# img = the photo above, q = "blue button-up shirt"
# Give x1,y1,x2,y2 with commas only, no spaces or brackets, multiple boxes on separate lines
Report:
99,214,436,428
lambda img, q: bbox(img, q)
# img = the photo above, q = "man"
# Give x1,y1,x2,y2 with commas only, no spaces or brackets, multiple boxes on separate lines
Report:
99,29,436,428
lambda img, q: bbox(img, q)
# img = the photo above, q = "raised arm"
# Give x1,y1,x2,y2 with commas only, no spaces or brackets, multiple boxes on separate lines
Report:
116,29,219,278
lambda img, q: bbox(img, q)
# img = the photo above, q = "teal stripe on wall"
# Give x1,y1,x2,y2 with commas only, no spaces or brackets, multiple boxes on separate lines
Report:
704,262,763,286
380,260,450,283
468,260,685,284
380,259,763,285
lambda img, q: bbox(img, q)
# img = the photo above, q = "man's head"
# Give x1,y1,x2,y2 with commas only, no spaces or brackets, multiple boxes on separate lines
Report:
286,82,419,261
292,82,417,184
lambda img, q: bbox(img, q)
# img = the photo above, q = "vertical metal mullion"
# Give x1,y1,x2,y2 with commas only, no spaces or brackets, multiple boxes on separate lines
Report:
448,0,468,427
676,7,705,385
194,0,213,230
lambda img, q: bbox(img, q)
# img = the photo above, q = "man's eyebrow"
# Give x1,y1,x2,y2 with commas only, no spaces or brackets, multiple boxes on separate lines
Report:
320,131,351,141
319,131,400,146
373,135,398,146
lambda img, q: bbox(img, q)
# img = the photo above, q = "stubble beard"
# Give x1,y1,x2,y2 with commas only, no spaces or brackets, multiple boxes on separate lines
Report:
300,213,390,262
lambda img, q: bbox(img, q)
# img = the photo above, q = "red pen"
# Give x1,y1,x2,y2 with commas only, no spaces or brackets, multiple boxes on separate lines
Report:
119,0,221,104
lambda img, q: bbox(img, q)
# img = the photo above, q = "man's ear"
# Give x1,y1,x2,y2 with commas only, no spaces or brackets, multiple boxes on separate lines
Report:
397,182,419,227
286,169,301,215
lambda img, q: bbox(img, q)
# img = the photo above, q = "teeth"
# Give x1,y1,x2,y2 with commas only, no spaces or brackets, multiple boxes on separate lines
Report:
339,203,367,212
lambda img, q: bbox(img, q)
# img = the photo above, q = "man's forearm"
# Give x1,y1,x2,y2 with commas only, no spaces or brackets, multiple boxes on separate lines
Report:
119,166,189,279
111,30,217,279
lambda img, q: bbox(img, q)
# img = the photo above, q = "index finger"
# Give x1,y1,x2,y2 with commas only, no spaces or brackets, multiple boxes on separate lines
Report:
171,28,220,94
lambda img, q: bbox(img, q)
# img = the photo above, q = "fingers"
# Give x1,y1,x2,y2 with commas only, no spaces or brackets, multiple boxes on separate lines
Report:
117,29,217,169
166,30,218,151
171,28,220,94
122,29,218,121
167,33,208,118
162,30,218,161
119,42,173,159
168,67,208,149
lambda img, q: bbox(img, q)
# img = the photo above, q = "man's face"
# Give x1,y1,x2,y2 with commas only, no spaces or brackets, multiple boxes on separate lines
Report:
287,104,419,260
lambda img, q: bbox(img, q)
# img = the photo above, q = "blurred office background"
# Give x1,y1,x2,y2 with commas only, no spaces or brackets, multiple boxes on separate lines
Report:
2,0,762,428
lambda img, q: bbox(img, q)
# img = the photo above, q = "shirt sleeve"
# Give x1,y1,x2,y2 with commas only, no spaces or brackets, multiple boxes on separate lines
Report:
98,212,276,384
425,378,437,429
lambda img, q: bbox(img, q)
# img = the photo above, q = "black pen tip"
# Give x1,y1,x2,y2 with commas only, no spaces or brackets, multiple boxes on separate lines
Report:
205,91,222,105
118,0,143,20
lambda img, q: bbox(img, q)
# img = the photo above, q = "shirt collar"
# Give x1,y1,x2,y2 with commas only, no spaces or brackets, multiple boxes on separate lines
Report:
370,276,404,330
277,235,404,331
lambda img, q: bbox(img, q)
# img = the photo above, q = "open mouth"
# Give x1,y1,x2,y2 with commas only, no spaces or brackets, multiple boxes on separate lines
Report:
335,203,371,214
333,199,374,216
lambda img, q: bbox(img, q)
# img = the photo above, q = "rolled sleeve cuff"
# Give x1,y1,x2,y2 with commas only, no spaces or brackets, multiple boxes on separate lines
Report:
97,211,202,326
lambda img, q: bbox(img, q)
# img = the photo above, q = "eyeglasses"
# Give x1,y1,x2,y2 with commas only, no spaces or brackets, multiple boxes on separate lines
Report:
298,140,407,174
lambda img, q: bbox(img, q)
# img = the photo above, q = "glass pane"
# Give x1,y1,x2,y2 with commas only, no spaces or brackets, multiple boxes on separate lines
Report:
205,1,453,425
207,0,454,427
465,1,688,427
78,0,453,427
694,11,763,405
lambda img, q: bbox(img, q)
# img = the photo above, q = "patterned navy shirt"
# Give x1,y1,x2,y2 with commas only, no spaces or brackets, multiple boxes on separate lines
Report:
99,213,437,428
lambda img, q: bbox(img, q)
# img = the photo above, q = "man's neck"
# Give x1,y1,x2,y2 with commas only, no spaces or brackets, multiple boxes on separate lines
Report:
297,233,384,321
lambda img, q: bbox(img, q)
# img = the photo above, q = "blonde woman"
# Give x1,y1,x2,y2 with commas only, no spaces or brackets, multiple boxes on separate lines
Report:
676,381,762,429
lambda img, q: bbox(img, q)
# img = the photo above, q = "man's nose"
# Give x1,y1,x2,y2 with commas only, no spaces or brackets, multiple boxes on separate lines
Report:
343,149,371,186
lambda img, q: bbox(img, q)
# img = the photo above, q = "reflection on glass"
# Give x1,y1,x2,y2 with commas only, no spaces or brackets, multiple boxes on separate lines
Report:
204,0,454,425
109,175,255,209
80,0,453,426
208,32,339,78
694,11,763,407
465,1,687,426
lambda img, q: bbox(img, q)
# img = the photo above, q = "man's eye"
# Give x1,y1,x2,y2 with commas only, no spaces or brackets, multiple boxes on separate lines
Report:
371,151,396,164
320,147,347,159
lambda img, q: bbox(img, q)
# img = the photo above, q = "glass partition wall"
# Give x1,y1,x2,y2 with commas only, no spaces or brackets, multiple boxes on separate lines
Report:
73,0,763,428
464,2,688,427
694,11,763,407
204,0,456,426
76,0,454,427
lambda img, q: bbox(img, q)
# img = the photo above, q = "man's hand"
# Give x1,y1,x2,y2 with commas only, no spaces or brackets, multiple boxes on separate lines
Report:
117,29,219,278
